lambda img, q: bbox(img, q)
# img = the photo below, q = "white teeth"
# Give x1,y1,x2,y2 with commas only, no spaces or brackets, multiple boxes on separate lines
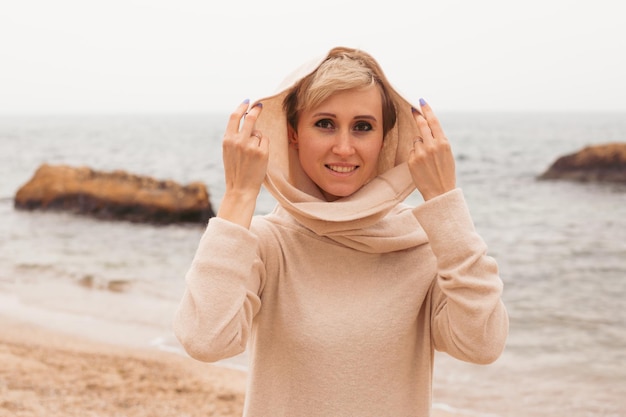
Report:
327,165,356,173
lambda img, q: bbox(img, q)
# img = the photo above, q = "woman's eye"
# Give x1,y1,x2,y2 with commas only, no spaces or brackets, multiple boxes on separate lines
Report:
353,121,373,132
315,119,334,129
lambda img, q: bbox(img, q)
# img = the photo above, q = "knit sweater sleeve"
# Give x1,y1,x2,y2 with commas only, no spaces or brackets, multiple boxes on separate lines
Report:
413,188,509,364
173,217,263,363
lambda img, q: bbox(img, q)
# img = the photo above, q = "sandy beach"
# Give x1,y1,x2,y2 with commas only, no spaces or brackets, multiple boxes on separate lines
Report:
1,314,469,417
0,314,247,417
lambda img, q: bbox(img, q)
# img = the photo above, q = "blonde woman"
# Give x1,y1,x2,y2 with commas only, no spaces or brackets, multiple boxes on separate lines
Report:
174,46,508,417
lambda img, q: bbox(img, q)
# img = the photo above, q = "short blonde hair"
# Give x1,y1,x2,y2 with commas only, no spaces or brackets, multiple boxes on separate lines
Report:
283,47,397,137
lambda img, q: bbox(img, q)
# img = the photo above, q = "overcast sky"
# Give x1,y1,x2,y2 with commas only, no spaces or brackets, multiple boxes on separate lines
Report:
1,0,624,114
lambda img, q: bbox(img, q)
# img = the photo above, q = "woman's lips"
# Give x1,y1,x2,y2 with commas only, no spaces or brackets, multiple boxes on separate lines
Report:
325,164,358,173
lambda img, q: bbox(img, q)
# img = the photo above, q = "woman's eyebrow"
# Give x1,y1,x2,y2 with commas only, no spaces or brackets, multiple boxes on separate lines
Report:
311,112,336,118
354,115,377,121
311,112,377,121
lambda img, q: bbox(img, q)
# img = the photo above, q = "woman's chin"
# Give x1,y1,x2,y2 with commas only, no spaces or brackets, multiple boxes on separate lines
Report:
319,186,360,202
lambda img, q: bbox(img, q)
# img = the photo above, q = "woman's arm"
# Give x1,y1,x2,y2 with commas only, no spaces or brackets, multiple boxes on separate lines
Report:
174,100,270,361
408,99,508,363
415,189,509,364
173,218,263,362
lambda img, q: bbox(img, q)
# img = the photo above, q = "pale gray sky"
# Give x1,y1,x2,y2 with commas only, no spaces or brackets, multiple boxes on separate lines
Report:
1,0,624,114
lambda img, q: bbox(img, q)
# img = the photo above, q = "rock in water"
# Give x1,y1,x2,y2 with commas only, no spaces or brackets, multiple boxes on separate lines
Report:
14,164,215,224
538,142,626,183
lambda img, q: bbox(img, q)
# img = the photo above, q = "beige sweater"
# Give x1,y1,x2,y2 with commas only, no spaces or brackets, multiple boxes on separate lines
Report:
174,188,508,416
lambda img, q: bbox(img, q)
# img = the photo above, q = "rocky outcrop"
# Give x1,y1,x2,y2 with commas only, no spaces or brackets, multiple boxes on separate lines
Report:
14,164,215,224
538,142,626,183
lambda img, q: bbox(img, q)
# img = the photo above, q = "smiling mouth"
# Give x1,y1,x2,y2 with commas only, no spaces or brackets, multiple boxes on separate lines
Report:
326,164,358,173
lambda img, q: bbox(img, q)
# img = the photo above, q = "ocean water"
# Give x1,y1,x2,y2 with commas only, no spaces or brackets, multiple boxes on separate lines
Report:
0,112,625,416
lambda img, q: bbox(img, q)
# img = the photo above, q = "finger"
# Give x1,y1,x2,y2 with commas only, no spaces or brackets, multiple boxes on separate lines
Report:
250,130,263,146
418,98,446,141
414,112,434,143
251,130,271,154
258,132,270,153
411,105,434,143
240,102,263,138
226,99,251,134
412,137,424,147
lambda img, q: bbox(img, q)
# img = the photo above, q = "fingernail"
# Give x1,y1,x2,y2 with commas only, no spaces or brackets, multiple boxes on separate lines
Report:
419,98,427,106
411,106,417,113
255,102,263,108
242,98,250,104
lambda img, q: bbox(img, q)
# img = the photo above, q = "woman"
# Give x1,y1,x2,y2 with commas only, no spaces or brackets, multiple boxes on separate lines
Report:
174,47,508,416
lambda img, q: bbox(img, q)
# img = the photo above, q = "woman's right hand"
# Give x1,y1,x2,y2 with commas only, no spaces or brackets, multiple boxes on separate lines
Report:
217,100,269,228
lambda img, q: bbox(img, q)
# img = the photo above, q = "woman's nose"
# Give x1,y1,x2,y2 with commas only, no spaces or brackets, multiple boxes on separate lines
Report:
331,131,355,156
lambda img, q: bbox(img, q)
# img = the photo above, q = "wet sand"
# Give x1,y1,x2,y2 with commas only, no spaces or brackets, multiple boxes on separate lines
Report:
0,314,464,417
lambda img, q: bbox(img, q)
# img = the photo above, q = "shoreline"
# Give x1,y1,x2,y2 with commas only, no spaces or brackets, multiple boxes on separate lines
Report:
1,313,471,417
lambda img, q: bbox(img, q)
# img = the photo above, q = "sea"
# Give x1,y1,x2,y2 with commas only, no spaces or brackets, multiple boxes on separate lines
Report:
0,111,624,417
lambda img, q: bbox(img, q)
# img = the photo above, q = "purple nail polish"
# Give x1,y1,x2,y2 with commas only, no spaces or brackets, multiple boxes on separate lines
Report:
243,98,250,104
419,98,427,106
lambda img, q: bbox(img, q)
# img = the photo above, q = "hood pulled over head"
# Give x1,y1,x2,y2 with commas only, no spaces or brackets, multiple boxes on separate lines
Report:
253,47,423,247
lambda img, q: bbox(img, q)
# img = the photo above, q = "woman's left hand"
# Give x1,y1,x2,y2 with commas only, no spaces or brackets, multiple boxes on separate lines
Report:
408,99,457,201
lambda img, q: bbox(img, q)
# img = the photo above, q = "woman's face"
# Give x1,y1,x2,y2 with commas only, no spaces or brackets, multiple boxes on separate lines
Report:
291,85,384,201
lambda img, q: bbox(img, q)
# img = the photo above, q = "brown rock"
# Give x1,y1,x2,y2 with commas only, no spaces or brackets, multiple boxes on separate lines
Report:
14,164,215,224
538,142,626,183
